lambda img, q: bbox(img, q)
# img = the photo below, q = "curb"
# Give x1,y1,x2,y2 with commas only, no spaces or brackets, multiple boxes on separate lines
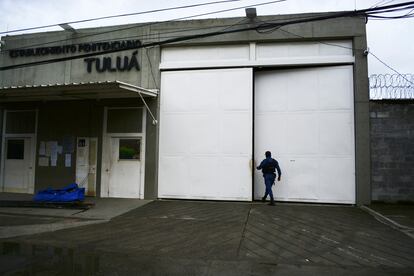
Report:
360,205,414,239
0,219,107,239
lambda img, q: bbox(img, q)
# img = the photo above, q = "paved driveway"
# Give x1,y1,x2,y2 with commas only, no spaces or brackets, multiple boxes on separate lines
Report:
1,201,414,275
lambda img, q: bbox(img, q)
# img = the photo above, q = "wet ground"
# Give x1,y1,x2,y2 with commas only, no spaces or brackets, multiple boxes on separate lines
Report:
0,213,66,226
1,201,414,275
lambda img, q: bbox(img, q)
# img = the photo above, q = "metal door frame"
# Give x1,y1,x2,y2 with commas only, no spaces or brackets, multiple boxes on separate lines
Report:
101,107,146,198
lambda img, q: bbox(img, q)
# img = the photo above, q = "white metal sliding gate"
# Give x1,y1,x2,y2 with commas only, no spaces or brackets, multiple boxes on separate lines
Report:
158,43,356,203
158,68,253,201
254,66,355,204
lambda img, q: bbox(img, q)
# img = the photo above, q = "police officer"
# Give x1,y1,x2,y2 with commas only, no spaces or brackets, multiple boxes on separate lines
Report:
256,151,282,206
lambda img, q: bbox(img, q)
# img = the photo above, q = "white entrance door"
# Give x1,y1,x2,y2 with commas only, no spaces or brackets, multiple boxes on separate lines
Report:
3,137,34,193
158,68,253,201
107,137,141,198
254,66,355,204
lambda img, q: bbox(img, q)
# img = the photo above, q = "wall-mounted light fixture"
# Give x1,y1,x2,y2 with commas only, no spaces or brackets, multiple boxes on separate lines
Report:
245,8,257,20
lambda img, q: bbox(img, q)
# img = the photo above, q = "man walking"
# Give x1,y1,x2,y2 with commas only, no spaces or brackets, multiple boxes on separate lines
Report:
256,151,282,206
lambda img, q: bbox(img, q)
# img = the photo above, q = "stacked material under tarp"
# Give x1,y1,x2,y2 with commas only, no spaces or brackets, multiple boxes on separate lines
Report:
34,183,85,202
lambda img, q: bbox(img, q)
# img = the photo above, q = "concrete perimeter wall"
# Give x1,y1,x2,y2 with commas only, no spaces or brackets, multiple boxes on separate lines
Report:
370,101,414,202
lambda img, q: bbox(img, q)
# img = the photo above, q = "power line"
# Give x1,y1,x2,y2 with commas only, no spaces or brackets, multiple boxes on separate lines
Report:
0,14,388,70
370,0,395,9
367,6,414,19
0,21,249,55
2,1,414,71
368,50,414,85
0,0,287,55
145,48,159,90
0,0,243,35
0,17,356,71
4,14,344,61
266,9,414,86
5,13,310,48
273,26,365,51
4,0,412,56
274,21,413,86
0,17,273,56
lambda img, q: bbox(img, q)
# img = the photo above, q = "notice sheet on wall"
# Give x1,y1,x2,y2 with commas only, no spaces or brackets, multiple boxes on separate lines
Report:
39,141,46,156
46,141,58,166
65,154,71,167
51,157,57,167
63,135,75,153
38,157,49,167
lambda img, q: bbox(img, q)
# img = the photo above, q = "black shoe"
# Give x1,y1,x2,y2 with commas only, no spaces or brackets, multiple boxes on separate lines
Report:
261,197,266,202
268,201,275,206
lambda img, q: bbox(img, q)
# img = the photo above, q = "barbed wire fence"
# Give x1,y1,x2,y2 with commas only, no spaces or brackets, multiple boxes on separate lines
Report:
370,74,414,100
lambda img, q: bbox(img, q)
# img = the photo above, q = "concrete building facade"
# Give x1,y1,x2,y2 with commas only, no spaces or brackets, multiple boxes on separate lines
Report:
0,13,371,204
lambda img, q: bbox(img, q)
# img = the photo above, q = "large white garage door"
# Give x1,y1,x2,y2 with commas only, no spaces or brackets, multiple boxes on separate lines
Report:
159,68,253,201
254,66,355,204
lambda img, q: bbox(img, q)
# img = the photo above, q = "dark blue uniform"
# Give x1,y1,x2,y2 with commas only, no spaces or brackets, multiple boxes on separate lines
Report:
257,157,282,202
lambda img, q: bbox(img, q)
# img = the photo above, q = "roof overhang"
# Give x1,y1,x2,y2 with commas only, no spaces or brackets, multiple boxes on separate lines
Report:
0,81,158,102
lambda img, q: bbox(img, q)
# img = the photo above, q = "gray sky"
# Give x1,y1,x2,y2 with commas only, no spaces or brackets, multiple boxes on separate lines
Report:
0,0,413,75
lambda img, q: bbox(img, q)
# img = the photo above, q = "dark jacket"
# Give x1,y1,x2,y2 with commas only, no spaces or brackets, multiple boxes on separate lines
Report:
257,157,282,177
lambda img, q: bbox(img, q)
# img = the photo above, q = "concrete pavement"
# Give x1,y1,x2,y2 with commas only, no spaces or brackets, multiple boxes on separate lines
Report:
360,203,414,239
0,196,152,238
1,200,413,275
367,203,414,228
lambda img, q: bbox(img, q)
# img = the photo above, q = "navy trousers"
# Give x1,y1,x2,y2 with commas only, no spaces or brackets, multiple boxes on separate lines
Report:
263,173,276,201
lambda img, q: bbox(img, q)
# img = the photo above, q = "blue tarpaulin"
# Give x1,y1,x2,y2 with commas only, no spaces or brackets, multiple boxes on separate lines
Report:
33,183,85,202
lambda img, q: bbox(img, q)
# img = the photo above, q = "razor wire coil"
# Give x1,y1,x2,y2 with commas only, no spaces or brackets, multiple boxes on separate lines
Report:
370,74,414,100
